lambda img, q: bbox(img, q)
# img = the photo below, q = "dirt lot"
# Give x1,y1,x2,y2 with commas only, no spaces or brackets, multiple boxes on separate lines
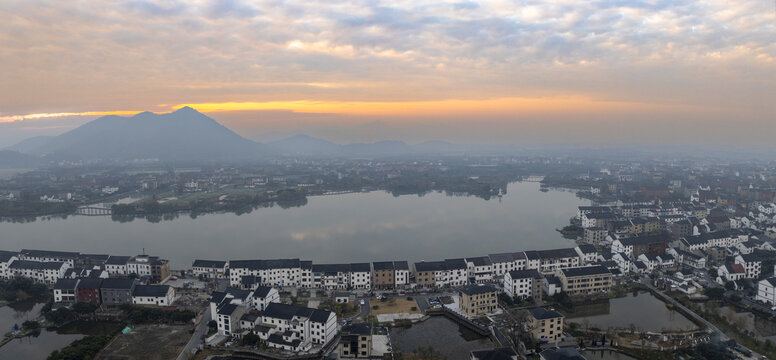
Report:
371,298,421,315
98,324,191,360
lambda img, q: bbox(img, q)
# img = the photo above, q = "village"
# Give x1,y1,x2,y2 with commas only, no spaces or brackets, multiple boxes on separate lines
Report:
5,161,776,359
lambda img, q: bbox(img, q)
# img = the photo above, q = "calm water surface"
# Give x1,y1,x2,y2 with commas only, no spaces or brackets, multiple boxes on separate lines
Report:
390,317,493,360
0,303,84,360
566,291,697,332
0,182,587,268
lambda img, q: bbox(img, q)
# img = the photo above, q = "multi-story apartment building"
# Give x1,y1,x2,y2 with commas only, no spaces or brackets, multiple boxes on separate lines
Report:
555,265,612,296
466,256,494,283
228,259,304,288
735,253,761,279
191,259,228,279
527,307,564,342
504,269,543,302
76,278,104,305
488,252,526,278
8,260,70,285
757,278,776,305
458,284,498,317
524,248,581,274
19,249,79,267
0,250,19,280
100,278,138,306
413,259,468,288
255,303,337,352
339,323,373,359
53,278,79,303
104,255,130,275
611,234,667,258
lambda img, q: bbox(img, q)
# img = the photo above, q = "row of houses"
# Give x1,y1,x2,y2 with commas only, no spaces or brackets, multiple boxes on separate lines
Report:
0,249,171,286
53,278,174,307
198,245,603,292
503,265,614,302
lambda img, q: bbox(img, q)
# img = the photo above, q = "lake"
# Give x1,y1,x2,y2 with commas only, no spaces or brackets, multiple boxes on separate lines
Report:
0,182,587,268
566,291,698,332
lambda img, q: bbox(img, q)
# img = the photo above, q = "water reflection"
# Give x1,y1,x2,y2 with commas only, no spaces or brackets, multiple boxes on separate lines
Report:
567,291,697,332
0,304,85,360
0,182,587,268
390,317,494,360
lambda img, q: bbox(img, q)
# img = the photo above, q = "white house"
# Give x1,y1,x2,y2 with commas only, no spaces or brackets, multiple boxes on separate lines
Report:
466,256,494,283
228,259,304,288
19,249,79,267
191,259,228,279
132,285,175,306
718,263,746,283
104,255,130,275
0,251,18,280
756,278,776,305
574,245,598,265
503,269,542,301
349,263,372,290
255,303,337,352
734,254,762,279
210,288,253,336
250,286,280,311
53,278,79,303
8,260,70,285
488,252,526,278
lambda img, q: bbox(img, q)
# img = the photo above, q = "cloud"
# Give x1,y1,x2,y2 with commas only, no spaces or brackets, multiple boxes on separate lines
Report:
0,0,774,145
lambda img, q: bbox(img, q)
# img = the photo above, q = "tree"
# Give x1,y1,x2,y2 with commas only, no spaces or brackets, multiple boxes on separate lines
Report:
73,302,97,314
724,281,735,291
704,287,725,300
414,346,445,360
708,268,718,278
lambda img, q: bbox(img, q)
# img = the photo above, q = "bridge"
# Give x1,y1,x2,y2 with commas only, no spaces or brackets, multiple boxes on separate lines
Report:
75,206,113,216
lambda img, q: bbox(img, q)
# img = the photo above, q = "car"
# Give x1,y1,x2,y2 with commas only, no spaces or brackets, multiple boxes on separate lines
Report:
360,299,365,305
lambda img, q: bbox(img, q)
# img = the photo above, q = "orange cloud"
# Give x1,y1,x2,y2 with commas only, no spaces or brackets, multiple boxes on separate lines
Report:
0,110,140,123
173,96,712,119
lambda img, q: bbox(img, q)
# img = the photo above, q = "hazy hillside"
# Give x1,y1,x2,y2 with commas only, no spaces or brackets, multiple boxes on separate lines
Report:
9,107,267,161
0,150,42,169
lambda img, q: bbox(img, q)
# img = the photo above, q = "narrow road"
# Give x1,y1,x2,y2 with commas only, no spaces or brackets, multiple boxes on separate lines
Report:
176,307,211,360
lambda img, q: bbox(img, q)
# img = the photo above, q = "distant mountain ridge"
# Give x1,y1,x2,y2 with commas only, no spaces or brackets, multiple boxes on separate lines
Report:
5,107,510,162
7,107,267,161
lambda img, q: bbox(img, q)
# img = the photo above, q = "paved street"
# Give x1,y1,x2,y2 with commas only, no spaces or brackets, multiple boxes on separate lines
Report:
176,306,211,360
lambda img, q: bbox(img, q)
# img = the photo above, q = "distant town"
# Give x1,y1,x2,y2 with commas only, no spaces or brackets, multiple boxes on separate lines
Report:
4,155,776,359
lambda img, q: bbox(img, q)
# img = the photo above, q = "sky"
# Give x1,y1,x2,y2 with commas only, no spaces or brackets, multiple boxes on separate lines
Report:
0,0,774,148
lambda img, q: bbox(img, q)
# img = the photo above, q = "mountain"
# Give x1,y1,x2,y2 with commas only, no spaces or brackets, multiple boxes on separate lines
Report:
0,150,42,169
9,107,267,161
268,134,341,155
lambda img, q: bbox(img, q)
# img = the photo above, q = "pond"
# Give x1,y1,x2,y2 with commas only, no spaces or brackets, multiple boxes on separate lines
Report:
390,317,494,360
566,291,698,332
0,303,84,360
